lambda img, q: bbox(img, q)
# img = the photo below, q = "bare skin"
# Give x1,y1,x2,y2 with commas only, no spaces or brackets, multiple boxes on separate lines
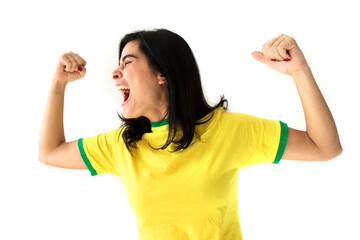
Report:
38,34,342,169
112,40,168,122
38,43,167,168
252,34,342,160
38,52,87,168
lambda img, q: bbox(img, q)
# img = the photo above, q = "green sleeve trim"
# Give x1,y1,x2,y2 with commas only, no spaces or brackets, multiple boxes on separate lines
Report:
78,138,98,176
273,121,288,164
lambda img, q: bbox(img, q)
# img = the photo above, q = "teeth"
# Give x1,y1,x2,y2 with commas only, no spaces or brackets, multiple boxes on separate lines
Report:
117,85,130,91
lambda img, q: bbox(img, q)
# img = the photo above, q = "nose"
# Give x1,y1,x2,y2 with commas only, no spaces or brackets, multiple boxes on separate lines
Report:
112,68,123,80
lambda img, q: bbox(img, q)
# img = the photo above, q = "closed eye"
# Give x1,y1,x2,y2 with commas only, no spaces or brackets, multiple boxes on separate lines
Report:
124,61,132,66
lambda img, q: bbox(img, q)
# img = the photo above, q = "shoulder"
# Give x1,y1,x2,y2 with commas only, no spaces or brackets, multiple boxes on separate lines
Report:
83,127,124,144
220,109,262,123
220,110,282,134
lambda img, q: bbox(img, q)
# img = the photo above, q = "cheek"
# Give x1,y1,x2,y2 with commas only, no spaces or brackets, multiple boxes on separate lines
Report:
133,85,153,100
124,68,158,101
123,70,131,81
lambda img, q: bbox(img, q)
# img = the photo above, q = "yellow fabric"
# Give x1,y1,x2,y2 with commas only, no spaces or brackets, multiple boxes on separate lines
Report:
79,107,287,240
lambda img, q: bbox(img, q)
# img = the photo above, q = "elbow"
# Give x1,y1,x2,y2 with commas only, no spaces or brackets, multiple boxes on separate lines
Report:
321,144,343,161
38,154,45,164
38,152,49,165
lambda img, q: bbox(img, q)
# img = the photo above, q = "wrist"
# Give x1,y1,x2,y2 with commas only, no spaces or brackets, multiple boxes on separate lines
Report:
51,79,68,93
289,65,312,79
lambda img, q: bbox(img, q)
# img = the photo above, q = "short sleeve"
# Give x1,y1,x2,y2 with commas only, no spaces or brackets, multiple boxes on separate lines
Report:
78,129,122,176
220,111,288,167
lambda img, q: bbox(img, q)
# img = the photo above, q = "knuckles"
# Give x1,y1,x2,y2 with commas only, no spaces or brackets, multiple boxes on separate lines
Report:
261,34,296,51
59,51,86,72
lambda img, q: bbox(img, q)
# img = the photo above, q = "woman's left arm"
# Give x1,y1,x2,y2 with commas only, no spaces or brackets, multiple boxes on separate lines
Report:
252,34,342,161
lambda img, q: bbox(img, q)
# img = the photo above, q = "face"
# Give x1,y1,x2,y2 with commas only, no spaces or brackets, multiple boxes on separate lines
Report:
112,40,168,121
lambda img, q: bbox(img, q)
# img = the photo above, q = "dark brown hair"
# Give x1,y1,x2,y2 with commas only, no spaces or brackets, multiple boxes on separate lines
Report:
117,29,228,154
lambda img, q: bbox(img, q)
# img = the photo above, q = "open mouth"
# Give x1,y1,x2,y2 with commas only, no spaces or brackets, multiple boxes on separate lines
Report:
117,85,131,105
123,91,130,102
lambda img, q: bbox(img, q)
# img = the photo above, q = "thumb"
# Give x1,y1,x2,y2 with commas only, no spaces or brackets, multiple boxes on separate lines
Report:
251,51,267,63
64,66,87,82
77,66,86,78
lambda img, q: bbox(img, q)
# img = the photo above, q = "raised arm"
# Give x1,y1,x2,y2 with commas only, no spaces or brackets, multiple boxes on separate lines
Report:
251,34,342,161
39,52,88,169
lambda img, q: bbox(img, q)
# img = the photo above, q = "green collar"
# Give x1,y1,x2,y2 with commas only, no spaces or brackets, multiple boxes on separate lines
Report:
151,118,168,128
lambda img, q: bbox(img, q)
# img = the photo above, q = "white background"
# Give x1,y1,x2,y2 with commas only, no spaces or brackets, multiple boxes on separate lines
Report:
1,0,359,239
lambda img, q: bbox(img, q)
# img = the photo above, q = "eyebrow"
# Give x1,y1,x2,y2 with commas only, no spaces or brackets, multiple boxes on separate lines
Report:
120,54,137,65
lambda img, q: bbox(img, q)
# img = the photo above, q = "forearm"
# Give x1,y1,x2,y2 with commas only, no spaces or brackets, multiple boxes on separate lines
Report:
39,80,68,159
290,67,342,157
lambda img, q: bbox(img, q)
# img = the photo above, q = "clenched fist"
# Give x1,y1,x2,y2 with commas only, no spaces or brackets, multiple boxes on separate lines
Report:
53,51,87,83
251,34,309,75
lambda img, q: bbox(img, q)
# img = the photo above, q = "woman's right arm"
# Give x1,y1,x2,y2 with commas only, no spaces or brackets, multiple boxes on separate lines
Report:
38,52,87,169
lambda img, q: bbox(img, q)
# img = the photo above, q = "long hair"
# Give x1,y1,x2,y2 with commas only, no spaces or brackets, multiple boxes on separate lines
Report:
117,29,228,153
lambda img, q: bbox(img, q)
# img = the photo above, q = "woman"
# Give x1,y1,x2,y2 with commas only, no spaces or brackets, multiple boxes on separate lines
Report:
39,29,342,239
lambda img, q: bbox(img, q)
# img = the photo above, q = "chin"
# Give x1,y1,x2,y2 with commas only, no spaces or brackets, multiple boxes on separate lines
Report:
122,108,139,120
121,111,133,119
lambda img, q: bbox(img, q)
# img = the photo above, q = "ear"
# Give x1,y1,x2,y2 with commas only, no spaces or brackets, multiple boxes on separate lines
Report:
157,73,167,85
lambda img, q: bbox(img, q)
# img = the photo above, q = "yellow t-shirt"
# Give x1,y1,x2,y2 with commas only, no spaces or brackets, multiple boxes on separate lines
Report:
78,107,288,240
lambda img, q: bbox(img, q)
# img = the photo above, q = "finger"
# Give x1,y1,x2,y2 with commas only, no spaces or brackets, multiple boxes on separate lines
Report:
70,66,87,79
271,35,287,60
66,53,79,72
251,51,268,64
78,66,87,78
72,53,87,67
67,65,87,81
61,54,76,72
278,37,296,58
60,54,74,72
261,34,282,51
276,37,292,60
261,34,283,60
